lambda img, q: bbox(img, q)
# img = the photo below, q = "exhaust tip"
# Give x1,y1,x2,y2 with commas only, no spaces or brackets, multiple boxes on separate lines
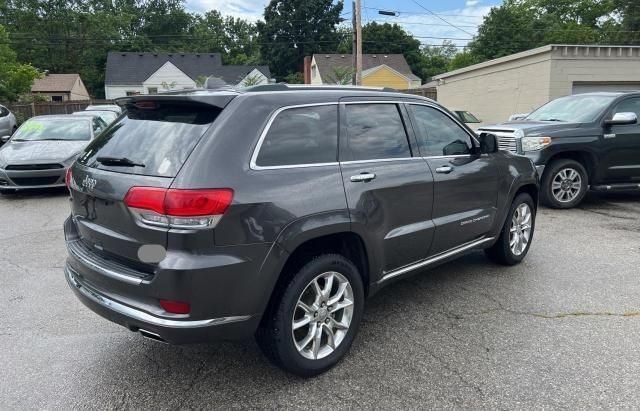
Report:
138,329,168,344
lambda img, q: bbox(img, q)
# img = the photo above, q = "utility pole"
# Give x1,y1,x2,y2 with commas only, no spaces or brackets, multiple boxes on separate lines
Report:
352,0,362,85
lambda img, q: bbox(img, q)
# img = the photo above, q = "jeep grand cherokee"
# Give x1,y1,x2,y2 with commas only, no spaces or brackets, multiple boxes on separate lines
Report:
64,85,538,376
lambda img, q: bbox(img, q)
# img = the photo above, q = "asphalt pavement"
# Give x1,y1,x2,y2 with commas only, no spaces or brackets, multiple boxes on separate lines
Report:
1,188,639,409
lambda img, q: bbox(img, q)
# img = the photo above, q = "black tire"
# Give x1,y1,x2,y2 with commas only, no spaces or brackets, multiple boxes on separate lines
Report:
485,193,536,265
540,159,588,209
256,254,365,377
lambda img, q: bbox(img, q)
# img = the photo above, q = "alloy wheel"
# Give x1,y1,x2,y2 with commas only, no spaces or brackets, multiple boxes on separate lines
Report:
291,271,354,360
551,168,582,203
509,203,532,256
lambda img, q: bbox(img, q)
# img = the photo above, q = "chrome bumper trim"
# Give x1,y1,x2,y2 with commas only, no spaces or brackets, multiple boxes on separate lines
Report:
65,266,251,329
379,237,495,283
66,240,145,286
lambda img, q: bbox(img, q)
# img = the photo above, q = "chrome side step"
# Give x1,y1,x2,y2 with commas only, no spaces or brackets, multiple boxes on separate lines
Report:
378,237,495,284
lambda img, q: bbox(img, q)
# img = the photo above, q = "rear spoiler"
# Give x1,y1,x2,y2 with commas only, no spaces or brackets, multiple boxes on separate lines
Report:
115,91,239,110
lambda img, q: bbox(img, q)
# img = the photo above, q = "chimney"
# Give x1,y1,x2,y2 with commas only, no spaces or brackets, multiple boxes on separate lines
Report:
303,55,312,84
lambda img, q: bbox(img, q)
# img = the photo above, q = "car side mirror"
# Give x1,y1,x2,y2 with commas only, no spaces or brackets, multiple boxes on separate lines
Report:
0,135,10,143
477,132,498,154
604,112,637,126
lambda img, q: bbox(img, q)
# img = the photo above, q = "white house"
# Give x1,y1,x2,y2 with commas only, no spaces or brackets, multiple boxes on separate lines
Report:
104,52,271,99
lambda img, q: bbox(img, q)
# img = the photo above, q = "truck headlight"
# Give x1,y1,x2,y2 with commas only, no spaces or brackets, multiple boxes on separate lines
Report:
522,136,552,152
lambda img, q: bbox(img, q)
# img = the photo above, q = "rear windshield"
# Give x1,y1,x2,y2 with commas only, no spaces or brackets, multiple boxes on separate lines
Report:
78,102,219,177
13,118,91,141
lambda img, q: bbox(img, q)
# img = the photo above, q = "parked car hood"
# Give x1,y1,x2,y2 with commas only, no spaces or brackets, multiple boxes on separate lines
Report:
0,140,88,165
478,120,583,135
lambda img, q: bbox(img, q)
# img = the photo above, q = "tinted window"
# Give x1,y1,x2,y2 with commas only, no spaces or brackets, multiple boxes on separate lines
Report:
13,118,91,142
78,102,219,177
613,98,640,119
256,105,338,167
409,105,472,156
345,104,411,160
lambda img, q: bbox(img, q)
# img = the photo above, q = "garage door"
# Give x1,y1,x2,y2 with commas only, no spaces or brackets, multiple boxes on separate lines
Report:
572,82,640,94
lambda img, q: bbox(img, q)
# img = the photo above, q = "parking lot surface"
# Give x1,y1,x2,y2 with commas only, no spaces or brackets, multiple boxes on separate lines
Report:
1,189,639,409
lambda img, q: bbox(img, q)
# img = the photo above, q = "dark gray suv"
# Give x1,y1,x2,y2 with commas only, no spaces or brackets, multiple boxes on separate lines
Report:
64,85,538,376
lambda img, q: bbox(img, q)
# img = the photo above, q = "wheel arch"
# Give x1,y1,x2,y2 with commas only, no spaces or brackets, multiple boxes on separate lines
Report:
256,217,374,327
544,150,598,181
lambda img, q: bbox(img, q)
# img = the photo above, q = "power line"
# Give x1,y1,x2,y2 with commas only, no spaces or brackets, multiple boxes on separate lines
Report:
362,6,487,19
409,0,475,36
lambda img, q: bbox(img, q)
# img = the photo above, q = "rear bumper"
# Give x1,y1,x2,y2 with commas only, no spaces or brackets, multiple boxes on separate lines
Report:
62,215,276,344
65,264,260,343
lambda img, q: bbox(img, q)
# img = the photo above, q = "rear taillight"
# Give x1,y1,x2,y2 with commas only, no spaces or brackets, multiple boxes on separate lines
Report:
65,168,73,190
124,187,233,229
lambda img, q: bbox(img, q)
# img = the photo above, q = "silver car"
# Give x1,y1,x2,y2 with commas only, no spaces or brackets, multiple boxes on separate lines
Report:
0,115,106,191
85,104,122,114
0,105,18,146
73,110,118,125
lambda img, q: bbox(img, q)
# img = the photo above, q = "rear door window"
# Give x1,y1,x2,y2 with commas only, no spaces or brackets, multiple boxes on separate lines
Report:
343,103,412,161
255,104,338,167
78,102,220,177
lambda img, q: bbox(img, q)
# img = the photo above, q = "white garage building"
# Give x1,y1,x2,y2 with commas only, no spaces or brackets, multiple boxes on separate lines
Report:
434,44,640,126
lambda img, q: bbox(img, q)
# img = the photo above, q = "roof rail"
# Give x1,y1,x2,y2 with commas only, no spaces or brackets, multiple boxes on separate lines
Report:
243,83,399,93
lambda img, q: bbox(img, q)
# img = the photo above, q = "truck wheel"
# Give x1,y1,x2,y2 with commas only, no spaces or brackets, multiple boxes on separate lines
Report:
485,193,535,266
540,159,588,209
256,254,364,377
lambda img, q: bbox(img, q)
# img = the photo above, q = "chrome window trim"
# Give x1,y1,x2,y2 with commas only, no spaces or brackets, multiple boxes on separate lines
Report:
340,157,420,165
405,102,481,147
249,102,340,171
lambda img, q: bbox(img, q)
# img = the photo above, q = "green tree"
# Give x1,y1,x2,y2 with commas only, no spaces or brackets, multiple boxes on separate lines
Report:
448,51,481,71
361,22,425,79
0,25,40,102
257,0,344,79
420,41,457,81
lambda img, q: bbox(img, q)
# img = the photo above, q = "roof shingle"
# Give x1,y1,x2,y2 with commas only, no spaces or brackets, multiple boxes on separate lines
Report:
31,74,81,92
105,52,224,85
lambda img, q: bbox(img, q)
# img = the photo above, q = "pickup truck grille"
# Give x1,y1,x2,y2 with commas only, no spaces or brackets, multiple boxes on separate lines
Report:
478,128,518,153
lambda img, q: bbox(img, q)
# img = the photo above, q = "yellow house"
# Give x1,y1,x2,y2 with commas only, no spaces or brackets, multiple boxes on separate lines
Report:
361,64,418,89
306,54,421,89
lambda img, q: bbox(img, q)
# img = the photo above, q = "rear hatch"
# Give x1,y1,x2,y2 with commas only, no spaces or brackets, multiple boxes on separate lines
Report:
67,94,235,274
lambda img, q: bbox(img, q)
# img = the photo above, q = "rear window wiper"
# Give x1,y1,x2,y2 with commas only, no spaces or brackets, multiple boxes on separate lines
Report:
96,156,145,167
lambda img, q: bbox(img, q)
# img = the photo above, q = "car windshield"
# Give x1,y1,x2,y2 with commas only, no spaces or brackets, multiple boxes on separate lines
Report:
12,118,91,142
525,95,617,122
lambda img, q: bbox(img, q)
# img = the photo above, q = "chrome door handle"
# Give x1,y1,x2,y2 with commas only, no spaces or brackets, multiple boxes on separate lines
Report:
435,165,453,174
350,173,376,182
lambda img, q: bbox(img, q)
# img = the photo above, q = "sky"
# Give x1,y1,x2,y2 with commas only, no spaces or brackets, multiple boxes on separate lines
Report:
184,0,505,48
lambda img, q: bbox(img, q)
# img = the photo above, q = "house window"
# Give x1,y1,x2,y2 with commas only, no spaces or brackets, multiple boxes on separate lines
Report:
51,95,63,102
147,87,158,94
126,91,140,96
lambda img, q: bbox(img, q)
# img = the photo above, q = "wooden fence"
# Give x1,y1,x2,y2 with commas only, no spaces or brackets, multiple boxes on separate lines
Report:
5,99,115,123
400,88,437,100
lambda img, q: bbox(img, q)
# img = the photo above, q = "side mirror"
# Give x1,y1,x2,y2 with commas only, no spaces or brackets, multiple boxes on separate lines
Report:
604,112,637,126
0,135,10,143
477,132,498,154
